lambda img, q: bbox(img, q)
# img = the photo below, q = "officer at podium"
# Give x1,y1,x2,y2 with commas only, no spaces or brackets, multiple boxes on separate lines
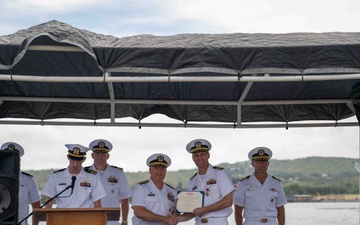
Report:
42,144,106,208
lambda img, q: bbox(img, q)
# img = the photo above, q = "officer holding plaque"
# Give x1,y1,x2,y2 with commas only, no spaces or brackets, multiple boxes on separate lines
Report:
176,139,234,225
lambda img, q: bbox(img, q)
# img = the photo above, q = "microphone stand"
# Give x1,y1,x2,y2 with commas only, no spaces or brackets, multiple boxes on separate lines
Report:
17,184,72,225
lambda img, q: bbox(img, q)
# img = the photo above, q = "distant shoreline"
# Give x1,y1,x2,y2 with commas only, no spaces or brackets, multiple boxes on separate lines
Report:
288,194,359,202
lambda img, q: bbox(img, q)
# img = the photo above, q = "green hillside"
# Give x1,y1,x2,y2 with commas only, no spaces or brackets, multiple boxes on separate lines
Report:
26,156,359,195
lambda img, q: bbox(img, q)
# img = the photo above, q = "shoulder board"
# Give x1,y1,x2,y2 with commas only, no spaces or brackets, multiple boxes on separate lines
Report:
84,167,97,175
138,180,149,185
240,175,250,182
21,171,33,177
111,165,123,170
53,168,66,174
165,183,175,190
189,172,198,180
272,176,282,181
213,166,224,170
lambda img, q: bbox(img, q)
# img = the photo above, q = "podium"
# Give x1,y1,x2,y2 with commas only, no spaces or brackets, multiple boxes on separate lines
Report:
33,208,120,225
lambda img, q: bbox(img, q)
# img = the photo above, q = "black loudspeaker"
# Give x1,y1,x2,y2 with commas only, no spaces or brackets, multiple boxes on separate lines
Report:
0,150,20,225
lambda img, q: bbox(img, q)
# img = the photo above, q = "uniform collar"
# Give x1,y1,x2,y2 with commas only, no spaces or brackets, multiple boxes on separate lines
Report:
64,167,87,179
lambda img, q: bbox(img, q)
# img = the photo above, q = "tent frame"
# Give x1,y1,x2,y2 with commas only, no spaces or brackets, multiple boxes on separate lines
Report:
1,70,359,128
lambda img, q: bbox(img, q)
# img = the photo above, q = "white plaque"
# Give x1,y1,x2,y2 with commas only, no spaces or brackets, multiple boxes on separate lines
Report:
176,191,204,213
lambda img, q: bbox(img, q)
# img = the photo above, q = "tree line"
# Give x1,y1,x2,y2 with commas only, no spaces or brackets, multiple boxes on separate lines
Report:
26,156,359,196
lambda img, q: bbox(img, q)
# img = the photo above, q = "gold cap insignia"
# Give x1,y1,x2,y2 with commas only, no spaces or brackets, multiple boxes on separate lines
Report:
7,144,15,151
157,155,164,162
258,149,265,156
73,147,80,155
195,141,202,148
98,142,105,148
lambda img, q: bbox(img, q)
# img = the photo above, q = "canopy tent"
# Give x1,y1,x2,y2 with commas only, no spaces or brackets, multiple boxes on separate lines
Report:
0,20,359,128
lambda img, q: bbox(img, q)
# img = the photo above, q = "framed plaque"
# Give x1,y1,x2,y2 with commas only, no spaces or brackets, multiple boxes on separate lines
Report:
176,191,204,213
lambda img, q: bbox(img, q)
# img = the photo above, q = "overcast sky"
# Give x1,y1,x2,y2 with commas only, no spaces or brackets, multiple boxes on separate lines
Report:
0,0,359,172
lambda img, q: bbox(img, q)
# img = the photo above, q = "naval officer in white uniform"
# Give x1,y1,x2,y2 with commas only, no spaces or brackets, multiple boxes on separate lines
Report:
176,139,234,225
233,147,287,225
131,153,178,225
42,144,106,208
1,142,41,225
86,139,132,225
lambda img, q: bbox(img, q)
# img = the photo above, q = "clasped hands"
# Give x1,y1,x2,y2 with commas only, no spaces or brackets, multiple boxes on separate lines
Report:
163,215,178,225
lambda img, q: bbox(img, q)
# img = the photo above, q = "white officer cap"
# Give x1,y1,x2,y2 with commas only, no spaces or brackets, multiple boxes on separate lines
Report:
248,147,272,161
0,142,25,157
89,139,113,153
186,139,212,154
146,153,171,168
66,144,89,160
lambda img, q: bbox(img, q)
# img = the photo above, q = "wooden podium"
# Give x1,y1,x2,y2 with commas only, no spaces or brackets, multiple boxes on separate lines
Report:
33,208,120,225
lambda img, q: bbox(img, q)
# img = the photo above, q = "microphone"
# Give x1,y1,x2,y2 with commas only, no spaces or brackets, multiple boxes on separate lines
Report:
70,176,76,194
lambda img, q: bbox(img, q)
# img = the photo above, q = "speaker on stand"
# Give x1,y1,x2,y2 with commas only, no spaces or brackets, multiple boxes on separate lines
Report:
0,150,20,224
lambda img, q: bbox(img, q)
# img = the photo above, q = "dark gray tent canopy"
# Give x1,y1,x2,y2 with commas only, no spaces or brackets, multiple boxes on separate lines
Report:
0,20,359,128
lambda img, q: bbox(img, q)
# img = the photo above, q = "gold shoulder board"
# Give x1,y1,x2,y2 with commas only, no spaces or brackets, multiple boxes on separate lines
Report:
138,180,149,185
111,165,123,170
165,183,175,190
21,171,33,177
240,175,250,182
189,172,198,180
213,166,224,170
84,167,97,175
272,176,282,181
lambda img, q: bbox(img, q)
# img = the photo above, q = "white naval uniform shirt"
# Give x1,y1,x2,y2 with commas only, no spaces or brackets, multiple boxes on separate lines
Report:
87,164,132,225
233,174,287,224
19,172,41,225
41,167,106,208
188,165,234,224
131,178,177,225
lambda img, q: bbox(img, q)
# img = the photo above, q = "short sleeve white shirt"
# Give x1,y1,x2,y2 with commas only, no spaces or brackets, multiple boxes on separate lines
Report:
42,167,106,208
131,178,177,225
187,165,234,221
233,174,287,219
88,164,132,225
18,172,41,225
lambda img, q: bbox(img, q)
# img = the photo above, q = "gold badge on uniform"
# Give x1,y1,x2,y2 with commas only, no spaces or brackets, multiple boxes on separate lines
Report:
108,176,118,183
206,178,217,185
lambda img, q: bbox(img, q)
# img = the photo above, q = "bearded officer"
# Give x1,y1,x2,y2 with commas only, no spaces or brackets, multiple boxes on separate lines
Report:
42,144,106,208
176,139,234,225
0,142,41,225
86,139,132,225
233,147,287,225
